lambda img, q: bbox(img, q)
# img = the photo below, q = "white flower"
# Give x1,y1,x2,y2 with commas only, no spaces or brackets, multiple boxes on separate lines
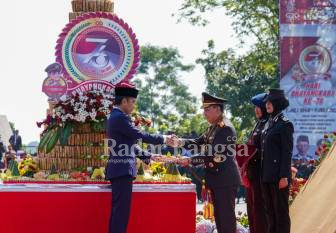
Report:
89,111,97,120
60,95,67,101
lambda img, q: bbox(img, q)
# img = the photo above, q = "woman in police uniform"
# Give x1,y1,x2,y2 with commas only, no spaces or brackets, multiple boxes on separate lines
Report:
260,89,294,233
245,93,268,233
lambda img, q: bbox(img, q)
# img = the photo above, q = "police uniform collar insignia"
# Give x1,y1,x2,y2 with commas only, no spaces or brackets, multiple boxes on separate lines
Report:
262,120,271,134
260,118,268,123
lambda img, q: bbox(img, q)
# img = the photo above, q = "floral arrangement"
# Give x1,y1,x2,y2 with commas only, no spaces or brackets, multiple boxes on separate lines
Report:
196,216,216,233
53,90,113,123
37,90,114,153
196,211,249,233
236,211,249,229
149,162,167,176
132,113,152,127
18,155,38,177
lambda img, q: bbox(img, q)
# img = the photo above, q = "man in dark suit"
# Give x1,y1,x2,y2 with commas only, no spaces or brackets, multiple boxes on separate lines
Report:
173,92,241,233
106,82,168,233
9,130,22,152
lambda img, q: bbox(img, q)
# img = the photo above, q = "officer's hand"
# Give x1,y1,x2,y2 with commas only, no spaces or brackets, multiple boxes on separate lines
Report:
151,154,164,162
177,156,191,167
279,177,288,189
165,135,182,148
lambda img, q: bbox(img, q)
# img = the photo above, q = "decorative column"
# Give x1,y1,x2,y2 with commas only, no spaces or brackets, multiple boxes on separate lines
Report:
69,0,114,21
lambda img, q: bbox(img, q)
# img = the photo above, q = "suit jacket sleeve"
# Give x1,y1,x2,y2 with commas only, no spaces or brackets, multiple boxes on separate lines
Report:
117,115,164,145
18,136,22,147
279,122,294,178
134,145,152,164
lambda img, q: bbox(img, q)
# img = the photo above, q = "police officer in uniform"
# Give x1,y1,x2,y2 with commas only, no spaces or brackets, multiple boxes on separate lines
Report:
245,93,268,233
106,82,167,233
260,89,293,233
177,92,241,233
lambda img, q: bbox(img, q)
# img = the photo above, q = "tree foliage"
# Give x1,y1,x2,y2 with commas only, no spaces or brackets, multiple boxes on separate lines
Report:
176,0,280,137
197,40,278,137
177,0,278,46
134,45,207,136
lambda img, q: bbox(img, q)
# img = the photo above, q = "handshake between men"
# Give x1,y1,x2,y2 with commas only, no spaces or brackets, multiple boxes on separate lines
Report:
151,135,191,167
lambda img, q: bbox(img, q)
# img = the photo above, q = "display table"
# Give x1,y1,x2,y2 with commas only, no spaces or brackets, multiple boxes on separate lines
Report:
0,183,196,233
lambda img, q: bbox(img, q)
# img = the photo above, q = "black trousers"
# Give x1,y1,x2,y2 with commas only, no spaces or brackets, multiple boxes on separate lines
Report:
211,186,238,233
261,183,290,233
246,179,267,233
109,176,133,233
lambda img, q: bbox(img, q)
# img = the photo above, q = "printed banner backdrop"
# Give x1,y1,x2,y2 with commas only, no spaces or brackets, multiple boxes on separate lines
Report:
280,0,336,159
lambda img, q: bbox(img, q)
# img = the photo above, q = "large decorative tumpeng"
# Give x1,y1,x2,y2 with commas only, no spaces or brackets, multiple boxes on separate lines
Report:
36,0,140,180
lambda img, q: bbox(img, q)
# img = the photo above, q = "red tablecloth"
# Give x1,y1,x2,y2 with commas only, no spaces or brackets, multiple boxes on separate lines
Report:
0,184,196,233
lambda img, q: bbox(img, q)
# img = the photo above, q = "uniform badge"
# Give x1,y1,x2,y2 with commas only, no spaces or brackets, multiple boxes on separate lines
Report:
214,154,225,163
208,162,214,168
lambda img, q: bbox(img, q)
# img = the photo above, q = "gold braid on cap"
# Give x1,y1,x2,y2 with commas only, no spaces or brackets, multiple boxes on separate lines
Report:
202,102,223,108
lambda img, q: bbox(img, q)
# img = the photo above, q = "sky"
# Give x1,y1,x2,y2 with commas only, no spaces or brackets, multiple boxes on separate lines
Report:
0,0,249,144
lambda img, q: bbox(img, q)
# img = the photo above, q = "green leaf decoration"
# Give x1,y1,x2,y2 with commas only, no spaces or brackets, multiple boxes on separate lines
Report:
60,122,73,146
38,129,54,152
8,160,20,177
46,127,61,154
138,162,145,175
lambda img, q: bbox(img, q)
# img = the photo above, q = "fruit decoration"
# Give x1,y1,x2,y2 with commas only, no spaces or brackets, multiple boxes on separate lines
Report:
18,155,38,177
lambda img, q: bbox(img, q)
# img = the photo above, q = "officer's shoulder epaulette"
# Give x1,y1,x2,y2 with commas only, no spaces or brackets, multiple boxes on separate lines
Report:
217,120,225,128
280,115,289,122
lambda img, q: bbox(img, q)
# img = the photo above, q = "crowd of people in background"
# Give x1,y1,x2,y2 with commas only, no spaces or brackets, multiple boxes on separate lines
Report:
0,130,22,169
